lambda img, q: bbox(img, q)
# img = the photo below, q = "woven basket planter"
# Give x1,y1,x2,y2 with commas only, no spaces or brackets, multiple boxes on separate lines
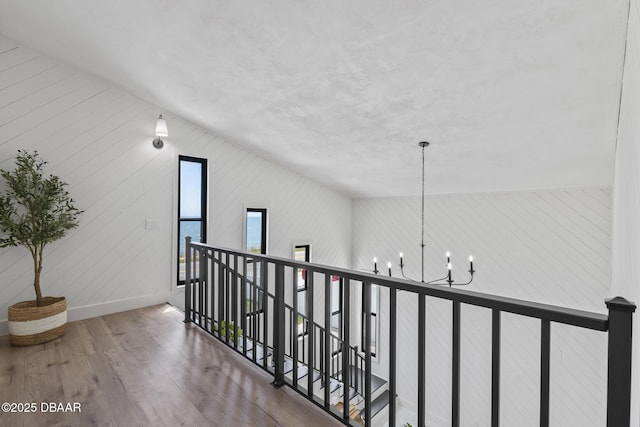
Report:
8,296,67,346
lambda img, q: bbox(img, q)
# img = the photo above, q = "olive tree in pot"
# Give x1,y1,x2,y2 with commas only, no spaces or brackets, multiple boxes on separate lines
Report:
0,150,82,346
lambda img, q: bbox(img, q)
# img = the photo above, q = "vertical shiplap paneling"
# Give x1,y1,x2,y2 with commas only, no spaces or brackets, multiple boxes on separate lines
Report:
352,188,611,426
0,36,353,336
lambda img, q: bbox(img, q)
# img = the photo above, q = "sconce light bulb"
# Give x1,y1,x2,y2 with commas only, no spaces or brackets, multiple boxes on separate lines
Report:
387,261,392,268
469,255,473,262
447,262,453,270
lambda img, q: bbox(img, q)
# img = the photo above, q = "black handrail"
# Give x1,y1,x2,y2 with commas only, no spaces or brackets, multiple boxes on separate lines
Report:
183,238,635,427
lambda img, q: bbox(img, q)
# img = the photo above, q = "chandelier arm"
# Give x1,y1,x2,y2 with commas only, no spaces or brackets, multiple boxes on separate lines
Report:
435,272,475,286
399,267,417,282
424,274,449,285
457,272,475,286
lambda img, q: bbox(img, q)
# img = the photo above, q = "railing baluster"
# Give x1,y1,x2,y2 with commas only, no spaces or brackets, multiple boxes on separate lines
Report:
210,250,216,334
452,300,461,427
492,309,501,427
224,252,230,345
342,279,351,422
363,281,372,425
324,275,331,408
540,319,550,427
293,267,299,387
307,271,315,398
272,262,285,388
199,249,205,326
241,255,247,356
231,254,238,349
192,248,197,321
252,260,258,364
389,286,397,427
217,250,224,339
183,236,192,323
418,294,426,427
290,309,294,367
203,250,208,331
261,260,269,371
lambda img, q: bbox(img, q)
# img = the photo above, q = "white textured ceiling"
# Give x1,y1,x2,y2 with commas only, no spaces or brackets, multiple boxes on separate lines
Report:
0,0,629,198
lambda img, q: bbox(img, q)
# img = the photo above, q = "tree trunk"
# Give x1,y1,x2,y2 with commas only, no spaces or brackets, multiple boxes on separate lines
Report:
33,249,43,307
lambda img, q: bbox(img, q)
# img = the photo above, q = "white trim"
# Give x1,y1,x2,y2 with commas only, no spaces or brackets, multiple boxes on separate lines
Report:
8,311,67,336
0,292,172,337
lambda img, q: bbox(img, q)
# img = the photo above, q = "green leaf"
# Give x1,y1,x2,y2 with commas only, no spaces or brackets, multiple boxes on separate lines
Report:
0,150,83,304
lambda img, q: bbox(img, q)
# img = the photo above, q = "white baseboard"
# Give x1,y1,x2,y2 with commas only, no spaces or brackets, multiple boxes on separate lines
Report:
0,292,173,337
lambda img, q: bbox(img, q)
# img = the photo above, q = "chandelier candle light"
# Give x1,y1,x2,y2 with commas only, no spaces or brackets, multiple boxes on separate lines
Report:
373,141,476,286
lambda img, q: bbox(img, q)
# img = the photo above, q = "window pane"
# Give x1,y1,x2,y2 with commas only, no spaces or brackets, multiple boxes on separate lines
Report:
177,156,206,286
294,246,308,261
179,161,202,218
246,211,264,254
295,246,308,289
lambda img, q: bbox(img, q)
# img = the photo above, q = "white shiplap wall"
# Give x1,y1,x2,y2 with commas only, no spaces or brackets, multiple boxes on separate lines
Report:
612,0,640,424
0,35,352,333
353,189,612,426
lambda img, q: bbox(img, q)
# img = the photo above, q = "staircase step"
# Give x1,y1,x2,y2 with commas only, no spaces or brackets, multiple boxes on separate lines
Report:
337,384,359,402
244,341,272,362
370,390,390,419
320,377,341,393
345,365,387,396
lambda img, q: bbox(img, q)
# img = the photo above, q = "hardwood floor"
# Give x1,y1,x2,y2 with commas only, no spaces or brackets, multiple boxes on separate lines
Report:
0,304,343,427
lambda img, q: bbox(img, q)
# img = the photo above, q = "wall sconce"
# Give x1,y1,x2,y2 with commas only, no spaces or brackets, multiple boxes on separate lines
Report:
153,114,168,149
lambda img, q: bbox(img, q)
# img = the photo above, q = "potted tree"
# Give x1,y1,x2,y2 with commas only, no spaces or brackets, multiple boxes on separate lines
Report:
0,150,82,346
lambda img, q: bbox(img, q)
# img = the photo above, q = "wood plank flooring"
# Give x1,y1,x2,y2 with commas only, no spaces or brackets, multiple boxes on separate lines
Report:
0,304,343,427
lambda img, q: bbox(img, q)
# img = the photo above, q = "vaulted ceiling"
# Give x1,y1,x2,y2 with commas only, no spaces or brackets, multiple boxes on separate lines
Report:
0,0,629,198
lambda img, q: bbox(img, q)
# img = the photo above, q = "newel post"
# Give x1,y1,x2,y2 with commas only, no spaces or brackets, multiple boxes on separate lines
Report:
606,296,636,427
183,236,192,324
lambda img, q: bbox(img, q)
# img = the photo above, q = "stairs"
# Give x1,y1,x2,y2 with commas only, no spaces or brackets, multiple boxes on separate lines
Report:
251,340,390,425
228,316,390,425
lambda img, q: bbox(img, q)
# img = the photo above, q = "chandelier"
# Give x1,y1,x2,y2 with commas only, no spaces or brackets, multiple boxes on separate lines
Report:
373,141,476,286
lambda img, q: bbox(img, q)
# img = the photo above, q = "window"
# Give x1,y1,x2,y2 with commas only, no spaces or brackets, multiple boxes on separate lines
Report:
294,244,310,335
178,156,207,285
245,208,267,254
362,284,379,358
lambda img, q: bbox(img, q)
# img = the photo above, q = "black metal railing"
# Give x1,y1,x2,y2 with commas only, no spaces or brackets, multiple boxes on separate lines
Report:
183,238,635,427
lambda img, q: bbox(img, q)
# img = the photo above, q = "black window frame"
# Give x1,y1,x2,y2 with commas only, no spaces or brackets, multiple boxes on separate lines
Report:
245,208,268,255
177,155,207,286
